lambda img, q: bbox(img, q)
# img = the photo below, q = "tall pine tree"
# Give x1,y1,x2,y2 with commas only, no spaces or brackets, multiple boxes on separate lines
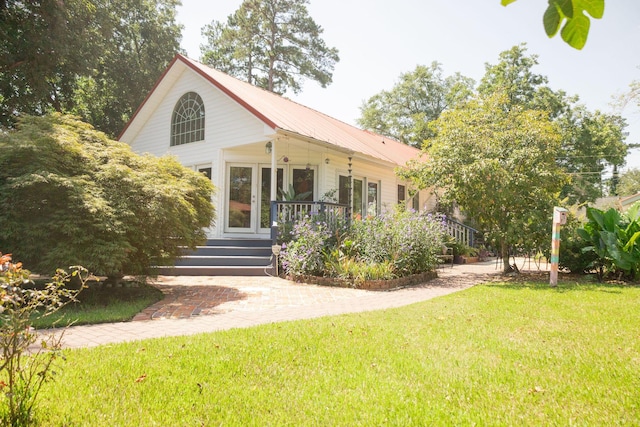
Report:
200,0,339,95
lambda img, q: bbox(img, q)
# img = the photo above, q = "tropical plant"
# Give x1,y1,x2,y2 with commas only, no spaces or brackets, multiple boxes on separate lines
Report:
578,205,640,280
279,184,312,201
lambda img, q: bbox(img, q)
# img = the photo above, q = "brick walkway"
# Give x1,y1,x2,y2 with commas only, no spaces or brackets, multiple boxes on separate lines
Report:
42,258,549,349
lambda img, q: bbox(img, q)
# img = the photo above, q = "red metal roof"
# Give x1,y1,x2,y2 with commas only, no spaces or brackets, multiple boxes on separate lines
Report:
177,55,421,166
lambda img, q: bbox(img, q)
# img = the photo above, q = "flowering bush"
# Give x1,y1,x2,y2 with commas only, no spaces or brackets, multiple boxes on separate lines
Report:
280,216,334,277
281,208,448,280
351,209,447,276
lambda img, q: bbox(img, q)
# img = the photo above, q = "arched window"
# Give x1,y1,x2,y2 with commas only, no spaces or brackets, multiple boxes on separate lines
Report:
171,92,205,146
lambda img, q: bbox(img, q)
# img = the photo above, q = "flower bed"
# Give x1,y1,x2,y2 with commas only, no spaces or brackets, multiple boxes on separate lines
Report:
279,208,448,283
288,270,438,290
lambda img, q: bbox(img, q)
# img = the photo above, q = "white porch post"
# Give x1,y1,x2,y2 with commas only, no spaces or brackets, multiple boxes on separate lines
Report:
270,140,277,202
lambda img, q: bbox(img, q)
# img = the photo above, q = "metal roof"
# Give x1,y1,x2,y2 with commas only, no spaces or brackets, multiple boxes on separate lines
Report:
177,55,421,167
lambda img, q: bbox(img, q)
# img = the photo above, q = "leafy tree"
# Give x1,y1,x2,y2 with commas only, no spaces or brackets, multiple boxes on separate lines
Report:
0,0,101,125
200,0,339,95
480,44,627,204
617,168,640,196
401,93,566,273
0,0,183,137
556,108,627,202
357,63,474,147
71,0,183,138
0,114,215,279
501,0,605,50
478,44,549,109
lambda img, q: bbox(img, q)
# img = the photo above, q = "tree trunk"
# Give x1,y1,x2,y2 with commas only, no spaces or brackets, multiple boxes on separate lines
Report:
501,241,511,273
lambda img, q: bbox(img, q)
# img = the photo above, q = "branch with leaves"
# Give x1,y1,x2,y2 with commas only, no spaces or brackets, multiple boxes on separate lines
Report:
502,0,605,49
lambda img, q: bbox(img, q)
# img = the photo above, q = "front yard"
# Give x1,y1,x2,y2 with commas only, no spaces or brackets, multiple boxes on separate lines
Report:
35,277,639,425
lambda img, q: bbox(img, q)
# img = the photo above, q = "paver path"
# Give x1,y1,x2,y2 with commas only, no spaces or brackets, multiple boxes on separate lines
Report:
46,259,548,349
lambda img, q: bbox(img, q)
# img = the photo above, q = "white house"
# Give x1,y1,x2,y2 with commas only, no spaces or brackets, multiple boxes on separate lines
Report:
119,54,434,241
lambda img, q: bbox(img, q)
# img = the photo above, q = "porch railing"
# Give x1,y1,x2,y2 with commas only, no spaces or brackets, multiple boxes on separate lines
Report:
269,202,478,249
444,217,478,248
270,201,349,242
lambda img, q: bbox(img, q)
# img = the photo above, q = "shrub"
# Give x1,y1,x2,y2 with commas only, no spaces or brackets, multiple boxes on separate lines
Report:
0,114,215,279
280,216,333,277
558,213,597,274
350,209,447,276
0,253,91,426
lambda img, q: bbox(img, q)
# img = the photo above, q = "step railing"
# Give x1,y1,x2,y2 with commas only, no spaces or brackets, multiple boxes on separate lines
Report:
444,217,478,248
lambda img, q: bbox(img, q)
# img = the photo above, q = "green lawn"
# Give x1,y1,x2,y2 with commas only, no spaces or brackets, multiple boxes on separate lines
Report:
36,279,640,426
30,282,164,329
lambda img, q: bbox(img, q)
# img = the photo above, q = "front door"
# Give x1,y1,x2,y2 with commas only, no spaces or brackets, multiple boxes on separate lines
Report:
226,164,255,233
226,163,284,234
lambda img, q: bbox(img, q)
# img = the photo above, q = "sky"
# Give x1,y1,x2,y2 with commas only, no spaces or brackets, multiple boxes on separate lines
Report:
176,0,640,175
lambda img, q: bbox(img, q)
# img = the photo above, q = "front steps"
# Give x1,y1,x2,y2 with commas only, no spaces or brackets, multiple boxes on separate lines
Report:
158,239,275,276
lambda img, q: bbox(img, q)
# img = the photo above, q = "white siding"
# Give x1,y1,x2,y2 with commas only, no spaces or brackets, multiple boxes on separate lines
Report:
126,69,273,166
122,62,435,238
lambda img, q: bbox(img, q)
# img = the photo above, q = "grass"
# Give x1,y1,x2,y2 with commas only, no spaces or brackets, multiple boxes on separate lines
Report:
29,282,164,329
32,279,640,425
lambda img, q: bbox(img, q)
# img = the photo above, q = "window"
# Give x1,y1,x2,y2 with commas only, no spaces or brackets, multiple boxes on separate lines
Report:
412,192,420,211
397,184,406,204
197,167,212,180
339,175,350,205
171,92,205,146
292,168,315,201
367,181,379,216
353,178,363,218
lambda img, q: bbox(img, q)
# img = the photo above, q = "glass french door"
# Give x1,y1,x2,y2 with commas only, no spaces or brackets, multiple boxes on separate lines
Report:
226,163,284,234
226,164,255,232
259,165,283,232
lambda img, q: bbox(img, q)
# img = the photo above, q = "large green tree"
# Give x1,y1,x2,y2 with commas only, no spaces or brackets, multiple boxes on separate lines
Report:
479,44,627,204
617,169,640,196
401,93,566,273
200,0,339,95
501,0,605,50
555,108,627,202
0,0,101,123
71,0,183,138
0,0,183,137
357,63,474,147
0,114,215,279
